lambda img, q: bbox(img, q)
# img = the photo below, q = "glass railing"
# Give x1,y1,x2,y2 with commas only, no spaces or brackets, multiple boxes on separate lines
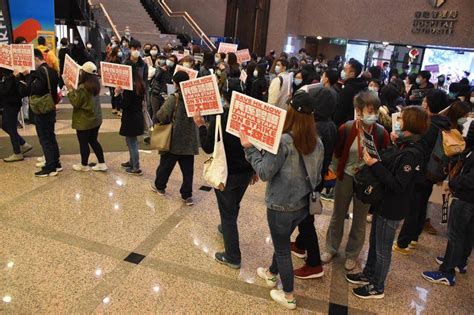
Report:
142,0,216,51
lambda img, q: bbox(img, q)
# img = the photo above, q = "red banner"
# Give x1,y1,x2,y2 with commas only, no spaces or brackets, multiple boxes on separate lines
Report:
0,44,13,70
11,44,34,71
236,49,251,64
174,65,198,80
226,92,287,154
180,75,223,117
63,54,80,89
217,42,238,54
100,62,133,91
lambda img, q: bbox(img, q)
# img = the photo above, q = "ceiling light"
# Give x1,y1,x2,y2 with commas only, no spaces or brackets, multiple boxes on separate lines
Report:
316,36,323,40
382,41,390,45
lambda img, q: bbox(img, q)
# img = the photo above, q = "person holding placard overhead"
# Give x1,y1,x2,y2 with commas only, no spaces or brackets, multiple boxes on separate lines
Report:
65,62,107,172
151,71,199,207
240,92,324,310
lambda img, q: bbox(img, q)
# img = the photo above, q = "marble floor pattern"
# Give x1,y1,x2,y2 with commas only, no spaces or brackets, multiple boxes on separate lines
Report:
0,102,473,314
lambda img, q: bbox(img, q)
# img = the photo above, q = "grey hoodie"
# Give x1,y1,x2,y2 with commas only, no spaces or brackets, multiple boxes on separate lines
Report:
245,134,324,211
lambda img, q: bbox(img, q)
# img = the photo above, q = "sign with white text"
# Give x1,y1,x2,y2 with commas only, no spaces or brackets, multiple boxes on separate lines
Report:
180,75,223,117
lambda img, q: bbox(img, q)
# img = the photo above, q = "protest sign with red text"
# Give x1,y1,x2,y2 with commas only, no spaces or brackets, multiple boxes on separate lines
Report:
226,92,287,154
100,62,133,91
235,49,251,64
174,65,198,80
218,42,238,54
11,44,34,71
63,54,81,89
180,75,223,117
0,44,13,70
143,56,153,67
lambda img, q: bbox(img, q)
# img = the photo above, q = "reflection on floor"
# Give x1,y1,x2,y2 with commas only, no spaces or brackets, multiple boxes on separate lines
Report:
0,102,472,314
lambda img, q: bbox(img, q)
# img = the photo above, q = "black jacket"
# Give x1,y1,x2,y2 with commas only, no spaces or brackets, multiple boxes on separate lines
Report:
199,109,254,175
0,69,22,109
250,77,268,102
419,115,451,166
20,63,59,99
449,150,474,203
120,87,144,137
370,139,425,220
407,82,435,105
334,77,367,127
58,47,70,75
151,66,173,96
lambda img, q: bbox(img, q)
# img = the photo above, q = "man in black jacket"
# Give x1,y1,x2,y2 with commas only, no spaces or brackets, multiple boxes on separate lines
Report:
422,132,474,286
333,59,367,127
406,70,434,105
20,49,60,177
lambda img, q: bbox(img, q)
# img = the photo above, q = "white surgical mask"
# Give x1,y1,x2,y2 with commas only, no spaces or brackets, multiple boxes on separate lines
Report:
86,44,92,49
183,62,192,68
363,114,378,125
159,59,166,66
368,86,379,93
166,60,174,67
150,50,158,56
74,40,79,45
294,78,303,86
131,50,140,58
215,57,220,64
112,43,117,49
340,70,347,80
275,66,281,74
125,32,131,37
416,78,422,85
470,97,474,103
253,70,258,77
118,51,123,58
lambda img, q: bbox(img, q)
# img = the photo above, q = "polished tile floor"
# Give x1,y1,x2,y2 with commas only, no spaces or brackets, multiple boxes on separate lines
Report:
0,102,472,314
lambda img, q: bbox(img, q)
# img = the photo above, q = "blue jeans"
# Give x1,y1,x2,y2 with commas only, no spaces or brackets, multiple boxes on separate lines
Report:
268,207,308,293
35,110,60,171
215,172,253,264
363,213,400,291
440,199,474,275
125,136,140,170
2,106,25,154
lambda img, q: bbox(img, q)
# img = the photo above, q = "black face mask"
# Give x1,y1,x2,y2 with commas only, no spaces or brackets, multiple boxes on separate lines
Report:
438,78,445,85
144,49,150,55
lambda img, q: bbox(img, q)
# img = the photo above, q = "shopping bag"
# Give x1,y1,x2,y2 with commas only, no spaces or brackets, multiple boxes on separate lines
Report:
203,115,228,191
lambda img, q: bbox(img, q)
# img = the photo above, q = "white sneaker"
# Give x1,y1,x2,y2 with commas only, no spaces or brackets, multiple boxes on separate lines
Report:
37,156,45,162
92,163,108,172
257,267,277,287
35,161,46,168
321,252,334,263
21,143,33,154
72,163,91,172
345,259,357,271
270,289,296,310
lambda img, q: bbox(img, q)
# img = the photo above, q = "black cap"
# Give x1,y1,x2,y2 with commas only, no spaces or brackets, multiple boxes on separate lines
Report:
173,71,190,85
309,86,336,121
290,91,314,114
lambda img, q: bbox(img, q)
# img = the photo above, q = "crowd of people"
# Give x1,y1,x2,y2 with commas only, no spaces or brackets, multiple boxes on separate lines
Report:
0,29,473,310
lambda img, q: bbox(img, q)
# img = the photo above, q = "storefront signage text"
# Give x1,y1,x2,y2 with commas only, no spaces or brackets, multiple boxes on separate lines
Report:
412,10,458,35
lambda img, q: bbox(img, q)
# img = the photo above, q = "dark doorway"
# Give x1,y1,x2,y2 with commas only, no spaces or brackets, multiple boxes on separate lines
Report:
224,0,270,56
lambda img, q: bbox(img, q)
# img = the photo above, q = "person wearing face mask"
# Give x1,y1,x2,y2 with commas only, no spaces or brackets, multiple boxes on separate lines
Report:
151,71,199,207
216,61,228,94
322,91,390,271
268,58,292,109
121,26,134,43
71,36,86,65
19,49,61,177
106,47,124,116
149,45,160,66
250,63,269,101
244,61,257,96
150,55,176,123
368,80,381,94
334,59,367,127
143,43,152,58
180,55,195,69
407,70,434,105
347,106,427,299
436,74,447,91
446,101,471,133
198,52,214,77
84,42,97,66
394,89,450,255
292,71,305,95
214,53,225,65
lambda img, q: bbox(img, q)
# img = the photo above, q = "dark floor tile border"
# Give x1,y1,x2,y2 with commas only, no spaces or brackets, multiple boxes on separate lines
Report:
199,185,212,191
124,252,146,265
329,302,348,315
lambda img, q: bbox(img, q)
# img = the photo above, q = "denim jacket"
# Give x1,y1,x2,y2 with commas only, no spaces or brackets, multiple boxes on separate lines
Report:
245,133,324,212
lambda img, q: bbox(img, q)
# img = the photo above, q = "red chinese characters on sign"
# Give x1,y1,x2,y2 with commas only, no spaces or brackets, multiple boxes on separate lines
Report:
100,62,133,91
217,42,238,54
226,92,287,154
0,45,13,70
63,54,80,89
11,44,34,71
235,49,251,64
174,65,198,80
180,75,223,117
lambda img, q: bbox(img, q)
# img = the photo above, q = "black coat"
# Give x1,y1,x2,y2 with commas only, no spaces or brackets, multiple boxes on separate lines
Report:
370,140,425,220
20,63,59,99
250,77,268,101
120,89,144,137
0,69,22,109
419,115,451,166
449,149,474,203
333,77,367,127
58,47,70,75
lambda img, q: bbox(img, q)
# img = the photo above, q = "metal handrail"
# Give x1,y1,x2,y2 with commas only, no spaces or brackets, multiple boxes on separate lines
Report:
156,0,216,51
98,3,121,39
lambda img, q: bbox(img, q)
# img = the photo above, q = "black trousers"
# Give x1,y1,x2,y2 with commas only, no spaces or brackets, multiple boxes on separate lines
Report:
2,106,25,154
397,181,433,248
155,153,194,199
76,125,105,166
296,214,322,266
110,88,122,111
35,110,60,171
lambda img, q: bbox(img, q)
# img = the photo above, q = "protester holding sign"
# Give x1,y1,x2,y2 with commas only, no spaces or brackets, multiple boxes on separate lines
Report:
347,106,427,299
241,91,324,310
322,91,389,271
151,71,199,207
65,62,107,172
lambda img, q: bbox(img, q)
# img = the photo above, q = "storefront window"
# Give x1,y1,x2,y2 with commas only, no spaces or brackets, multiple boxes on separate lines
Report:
367,43,423,74
345,42,367,64
422,48,474,84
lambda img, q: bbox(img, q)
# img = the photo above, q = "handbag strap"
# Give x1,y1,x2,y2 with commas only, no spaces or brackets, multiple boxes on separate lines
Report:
42,66,52,94
171,93,179,122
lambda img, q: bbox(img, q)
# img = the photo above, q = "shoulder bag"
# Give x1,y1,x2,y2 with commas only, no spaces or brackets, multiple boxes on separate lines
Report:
150,93,179,151
203,115,228,191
